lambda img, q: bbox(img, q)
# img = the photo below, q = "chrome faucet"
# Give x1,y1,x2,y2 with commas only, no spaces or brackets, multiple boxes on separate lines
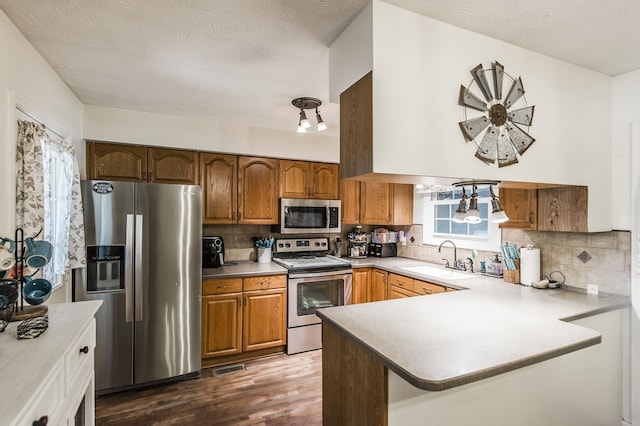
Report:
438,240,460,270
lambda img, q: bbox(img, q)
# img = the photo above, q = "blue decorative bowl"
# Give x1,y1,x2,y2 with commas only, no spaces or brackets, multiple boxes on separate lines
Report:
22,278,52,305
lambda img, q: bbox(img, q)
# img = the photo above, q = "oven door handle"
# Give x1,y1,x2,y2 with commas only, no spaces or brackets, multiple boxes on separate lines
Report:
288,269,353,279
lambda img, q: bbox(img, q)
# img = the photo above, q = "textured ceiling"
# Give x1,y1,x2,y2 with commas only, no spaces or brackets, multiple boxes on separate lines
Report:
1,0,638,137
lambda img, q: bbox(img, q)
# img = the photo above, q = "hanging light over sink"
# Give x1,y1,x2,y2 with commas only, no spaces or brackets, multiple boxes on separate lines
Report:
452,180,509,224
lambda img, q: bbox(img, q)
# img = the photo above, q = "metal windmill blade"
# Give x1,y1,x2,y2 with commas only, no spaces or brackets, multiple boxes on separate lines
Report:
492,61,504,100
496,129,519,167
506,122,536,155
474,126,499,164
459,116,490,141
507,106,535,126
458,85,487,112
504,77,525,109
471,64,493,102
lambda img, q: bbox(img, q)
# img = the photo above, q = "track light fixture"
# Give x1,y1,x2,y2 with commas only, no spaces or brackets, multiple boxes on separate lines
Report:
451,180,509,224
292,97,327,132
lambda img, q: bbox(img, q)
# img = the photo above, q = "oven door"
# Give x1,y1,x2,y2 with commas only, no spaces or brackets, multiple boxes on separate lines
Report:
287,270,352,328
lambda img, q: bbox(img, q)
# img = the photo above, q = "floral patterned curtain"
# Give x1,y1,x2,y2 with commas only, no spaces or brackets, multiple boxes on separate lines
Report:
16,120,86,280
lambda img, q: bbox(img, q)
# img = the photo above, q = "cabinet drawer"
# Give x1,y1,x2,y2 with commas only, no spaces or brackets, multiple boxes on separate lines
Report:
389,273,415,291
390,284,417,299
66,319,96,395
203,278,243,295
243,275,287,291
414,280,446,295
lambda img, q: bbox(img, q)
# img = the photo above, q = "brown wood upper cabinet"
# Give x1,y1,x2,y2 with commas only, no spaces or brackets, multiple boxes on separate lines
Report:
499,186,587,232
201,154,279,225
87,141,199,184
359,181,413,225
279,160,339,199
340,180,361,224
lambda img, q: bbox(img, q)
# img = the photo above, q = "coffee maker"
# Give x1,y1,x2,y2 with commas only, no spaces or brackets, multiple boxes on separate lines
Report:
203,236,224,268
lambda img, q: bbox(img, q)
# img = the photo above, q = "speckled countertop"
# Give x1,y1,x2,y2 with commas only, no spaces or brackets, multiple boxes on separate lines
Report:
317,257,630,391
203,261,287,279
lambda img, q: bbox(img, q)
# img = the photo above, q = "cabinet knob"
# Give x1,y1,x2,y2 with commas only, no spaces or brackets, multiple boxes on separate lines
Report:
32,415,48,425
80,346,89,354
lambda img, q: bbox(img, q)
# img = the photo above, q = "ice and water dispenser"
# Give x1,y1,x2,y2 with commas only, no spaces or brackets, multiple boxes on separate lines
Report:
86,246,125,291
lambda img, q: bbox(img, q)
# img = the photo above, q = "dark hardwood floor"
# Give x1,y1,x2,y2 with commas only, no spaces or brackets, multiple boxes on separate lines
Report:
96,351,322,425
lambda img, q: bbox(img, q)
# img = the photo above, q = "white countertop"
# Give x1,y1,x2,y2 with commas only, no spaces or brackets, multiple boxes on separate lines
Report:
316,257,629,391
0,300,102,421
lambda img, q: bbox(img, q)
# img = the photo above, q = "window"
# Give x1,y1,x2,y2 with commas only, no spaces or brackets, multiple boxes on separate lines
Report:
422,185,502,251
42,140,73,288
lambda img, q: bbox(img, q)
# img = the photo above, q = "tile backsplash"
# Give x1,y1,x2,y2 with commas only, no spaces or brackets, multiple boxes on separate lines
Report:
398,224,631,297
208,223,631,297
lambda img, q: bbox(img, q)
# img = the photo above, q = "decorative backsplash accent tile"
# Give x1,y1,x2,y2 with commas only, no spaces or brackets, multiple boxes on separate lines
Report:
577,251,592,263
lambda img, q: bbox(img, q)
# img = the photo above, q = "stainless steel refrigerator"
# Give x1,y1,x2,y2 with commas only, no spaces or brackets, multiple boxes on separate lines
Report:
73,180,202,394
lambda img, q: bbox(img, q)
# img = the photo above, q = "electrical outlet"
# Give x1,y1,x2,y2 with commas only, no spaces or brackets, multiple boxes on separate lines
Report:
587,284,599,295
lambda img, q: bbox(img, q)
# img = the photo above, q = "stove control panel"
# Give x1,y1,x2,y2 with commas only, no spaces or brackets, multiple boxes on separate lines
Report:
274,237,329,254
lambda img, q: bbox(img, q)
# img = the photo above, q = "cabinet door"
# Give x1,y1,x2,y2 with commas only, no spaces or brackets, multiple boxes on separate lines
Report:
352,268,371,304
369,269,388,302
340,180,361,224
201,153,237,224
87,142,147,182
243,288,287,352
360,181,393,225
148,147,199,184
280,160,310,198
202,293,243,358
537,186,588,232
311,163,339,199
391,184,414,225
499,188,538,230
238,156,279,224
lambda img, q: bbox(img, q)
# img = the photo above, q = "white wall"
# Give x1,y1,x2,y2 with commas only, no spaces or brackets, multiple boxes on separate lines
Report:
328,3,373,103
331,1,613,232
83,105,340,168
613,69,640,231
0,11,83,303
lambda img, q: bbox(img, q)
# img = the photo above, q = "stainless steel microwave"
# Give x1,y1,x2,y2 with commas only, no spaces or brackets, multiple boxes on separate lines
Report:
275,198,341,234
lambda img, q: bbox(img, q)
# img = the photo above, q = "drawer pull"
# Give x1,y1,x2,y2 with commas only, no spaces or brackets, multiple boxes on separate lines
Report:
423,287,432,294
32,415,48,425
217,285,228,289
80,346,89,354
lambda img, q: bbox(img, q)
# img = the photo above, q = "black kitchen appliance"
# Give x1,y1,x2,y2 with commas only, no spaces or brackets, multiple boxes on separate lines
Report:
368,242,397,258
203,236,224,268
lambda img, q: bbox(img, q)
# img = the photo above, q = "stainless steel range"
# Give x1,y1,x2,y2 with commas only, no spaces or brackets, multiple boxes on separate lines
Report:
273,237,352,354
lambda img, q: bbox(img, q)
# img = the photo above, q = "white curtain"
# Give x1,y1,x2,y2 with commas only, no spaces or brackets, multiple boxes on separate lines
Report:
16,120,86,281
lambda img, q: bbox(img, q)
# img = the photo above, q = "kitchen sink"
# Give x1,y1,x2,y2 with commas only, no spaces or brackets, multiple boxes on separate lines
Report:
401,265,476,280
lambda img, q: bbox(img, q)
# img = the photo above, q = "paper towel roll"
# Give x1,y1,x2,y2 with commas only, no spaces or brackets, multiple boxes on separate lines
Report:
519,246,541,286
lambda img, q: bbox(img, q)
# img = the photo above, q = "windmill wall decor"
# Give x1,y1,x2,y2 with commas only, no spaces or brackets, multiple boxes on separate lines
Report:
458,62,535,167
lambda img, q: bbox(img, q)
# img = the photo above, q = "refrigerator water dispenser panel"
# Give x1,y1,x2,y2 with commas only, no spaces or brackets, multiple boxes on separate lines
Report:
86,245,125,292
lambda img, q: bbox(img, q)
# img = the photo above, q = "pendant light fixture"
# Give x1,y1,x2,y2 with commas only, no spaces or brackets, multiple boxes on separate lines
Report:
292,97,327,132
451,181,509,224
464,186,482,224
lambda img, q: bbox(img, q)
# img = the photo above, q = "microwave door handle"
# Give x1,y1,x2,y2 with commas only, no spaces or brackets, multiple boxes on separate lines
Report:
326,206,330,228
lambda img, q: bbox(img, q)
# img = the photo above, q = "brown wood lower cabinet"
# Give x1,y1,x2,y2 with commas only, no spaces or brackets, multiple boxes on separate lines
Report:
389,272,451,298
202,275,287,366
352,268,389,304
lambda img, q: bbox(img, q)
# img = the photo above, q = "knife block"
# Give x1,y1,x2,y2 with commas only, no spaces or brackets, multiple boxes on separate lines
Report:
503,259,520,284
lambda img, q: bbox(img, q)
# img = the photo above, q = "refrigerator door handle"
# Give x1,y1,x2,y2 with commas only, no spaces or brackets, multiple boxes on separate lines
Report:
125,214,134,323
135,214,144,322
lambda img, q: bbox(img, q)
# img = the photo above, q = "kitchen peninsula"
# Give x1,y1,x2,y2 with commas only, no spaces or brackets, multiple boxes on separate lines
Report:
318,258,628,425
